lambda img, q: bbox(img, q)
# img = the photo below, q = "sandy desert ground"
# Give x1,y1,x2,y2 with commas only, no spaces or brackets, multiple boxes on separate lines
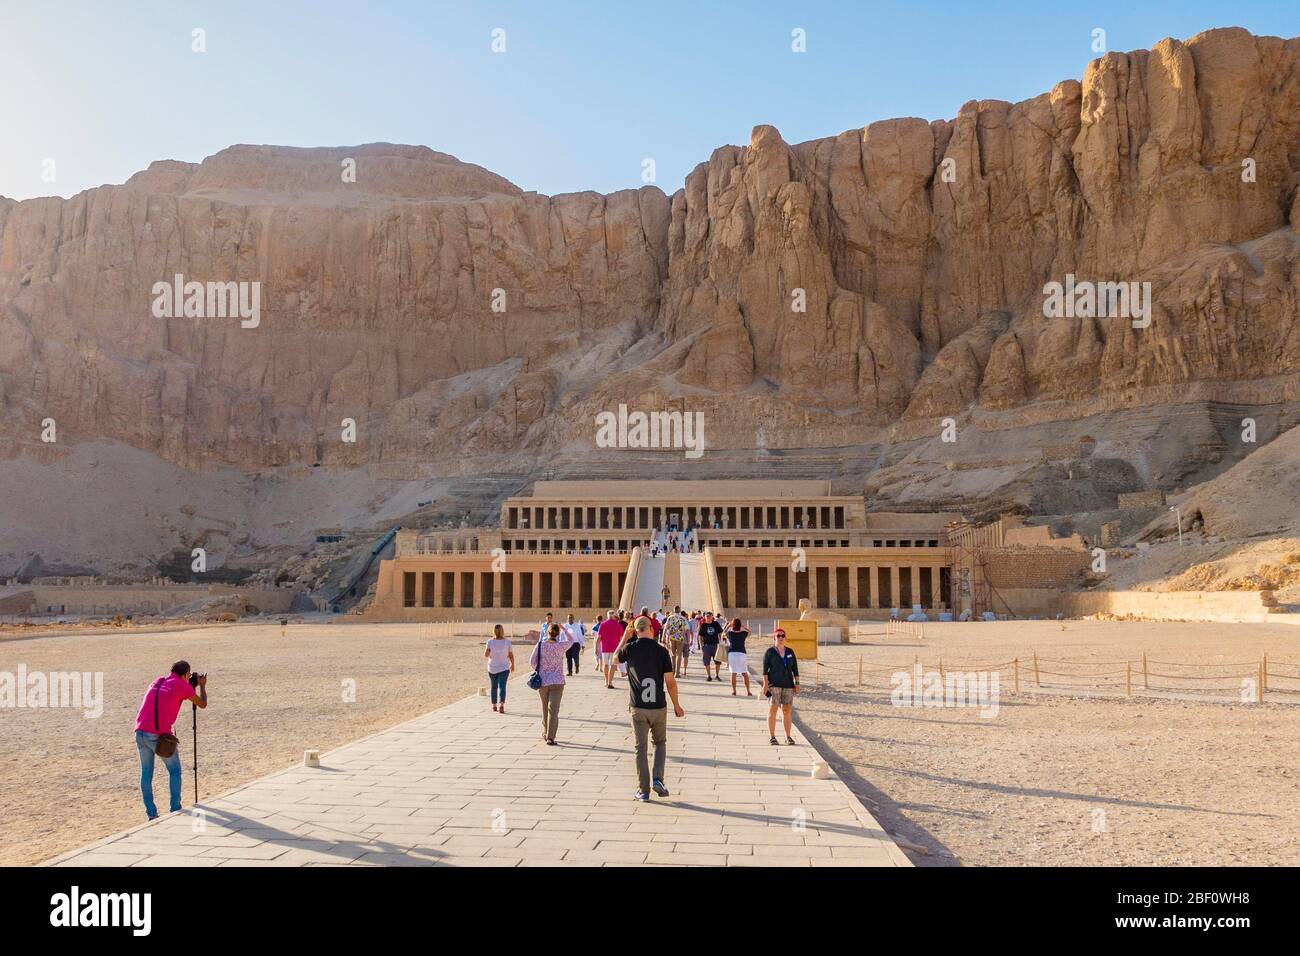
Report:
795,620,1300,866
0,620,507,866
2,618,1298,867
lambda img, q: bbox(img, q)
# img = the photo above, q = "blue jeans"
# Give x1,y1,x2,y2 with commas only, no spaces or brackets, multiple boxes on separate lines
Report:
135,730,182,819
489,670,509,705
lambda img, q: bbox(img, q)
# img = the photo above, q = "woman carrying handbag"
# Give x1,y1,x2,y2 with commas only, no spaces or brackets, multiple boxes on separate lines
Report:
529,624,572,745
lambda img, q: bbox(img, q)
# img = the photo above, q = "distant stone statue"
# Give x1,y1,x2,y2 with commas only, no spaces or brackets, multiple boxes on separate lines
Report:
796,597,847,644
797,597,848,628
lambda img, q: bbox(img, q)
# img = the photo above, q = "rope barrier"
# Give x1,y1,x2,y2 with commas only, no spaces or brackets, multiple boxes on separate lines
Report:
1144,671,1258,681
1145,659,1259,668
809,649,1300,699
1032,657,1136,666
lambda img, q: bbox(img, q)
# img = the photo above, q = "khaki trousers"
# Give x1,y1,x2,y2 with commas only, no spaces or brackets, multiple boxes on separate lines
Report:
629,707,668,793
538,683,565,739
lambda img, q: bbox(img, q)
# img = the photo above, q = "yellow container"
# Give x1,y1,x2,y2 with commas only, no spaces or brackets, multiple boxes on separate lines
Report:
776,619,818,661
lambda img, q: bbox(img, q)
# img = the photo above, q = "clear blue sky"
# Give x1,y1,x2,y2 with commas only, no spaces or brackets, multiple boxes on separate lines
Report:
1,0,1294,201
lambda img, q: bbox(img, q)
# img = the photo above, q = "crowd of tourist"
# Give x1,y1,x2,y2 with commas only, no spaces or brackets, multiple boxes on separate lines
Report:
482,605,801,801
130,608,801,819
647,529,697,555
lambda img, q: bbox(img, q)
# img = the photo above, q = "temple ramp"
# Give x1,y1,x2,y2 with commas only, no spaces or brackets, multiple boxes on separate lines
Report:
630,552,666,613
678,553,719,615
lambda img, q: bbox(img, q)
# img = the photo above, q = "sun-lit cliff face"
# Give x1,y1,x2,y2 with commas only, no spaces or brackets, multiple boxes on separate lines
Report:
1,28,1298,574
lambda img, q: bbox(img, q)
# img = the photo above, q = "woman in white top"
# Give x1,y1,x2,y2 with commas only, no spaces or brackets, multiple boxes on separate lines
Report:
483,624,515,713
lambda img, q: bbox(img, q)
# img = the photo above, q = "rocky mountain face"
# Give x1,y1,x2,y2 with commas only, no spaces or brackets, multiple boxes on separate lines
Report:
1,28,1299,571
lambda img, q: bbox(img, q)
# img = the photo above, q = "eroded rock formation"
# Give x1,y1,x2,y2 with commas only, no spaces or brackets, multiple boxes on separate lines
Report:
1,28,1299,572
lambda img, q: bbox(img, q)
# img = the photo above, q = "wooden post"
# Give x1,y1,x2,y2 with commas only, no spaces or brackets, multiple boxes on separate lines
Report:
1033,651,1041,688
1013,657,1019,694
1258,660,1265,703
1262,653,1268,693
858,655,863,687
938,658,945,682
1142,652,1149,690
1125,661,1132,696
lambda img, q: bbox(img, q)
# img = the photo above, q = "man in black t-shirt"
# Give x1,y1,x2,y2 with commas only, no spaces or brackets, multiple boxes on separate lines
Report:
697,612,724,682
617,615,684,800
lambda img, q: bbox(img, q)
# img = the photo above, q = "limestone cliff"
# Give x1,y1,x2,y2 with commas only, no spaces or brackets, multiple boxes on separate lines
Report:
2,28,1299,573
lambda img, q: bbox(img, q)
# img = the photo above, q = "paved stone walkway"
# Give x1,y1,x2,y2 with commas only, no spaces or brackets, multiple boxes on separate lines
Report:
46,661,909,867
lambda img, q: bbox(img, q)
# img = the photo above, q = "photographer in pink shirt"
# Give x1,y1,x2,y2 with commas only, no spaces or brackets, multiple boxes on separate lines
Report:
133,660,208,819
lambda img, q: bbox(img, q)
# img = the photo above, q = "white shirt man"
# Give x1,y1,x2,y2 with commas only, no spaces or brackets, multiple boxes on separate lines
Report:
562,614,585,676
563,616,585,647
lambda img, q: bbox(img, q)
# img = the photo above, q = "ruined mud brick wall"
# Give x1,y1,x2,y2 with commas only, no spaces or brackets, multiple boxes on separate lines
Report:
989,587,1065,617
1002,524,1088,549
1117,490,1167,509
1039,440,1096,462
980,548,1093,589
0,589,36,614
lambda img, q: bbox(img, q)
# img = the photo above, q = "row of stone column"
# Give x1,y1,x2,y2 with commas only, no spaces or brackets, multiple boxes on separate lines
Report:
403,569,624,611
509,503,844,532
715,563,947,610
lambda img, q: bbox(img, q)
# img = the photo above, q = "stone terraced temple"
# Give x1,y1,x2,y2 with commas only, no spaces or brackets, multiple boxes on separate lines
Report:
369,480,961,621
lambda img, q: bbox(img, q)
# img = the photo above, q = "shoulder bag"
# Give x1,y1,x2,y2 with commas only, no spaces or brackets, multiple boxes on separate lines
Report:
527,639,545,690
151,678,181,758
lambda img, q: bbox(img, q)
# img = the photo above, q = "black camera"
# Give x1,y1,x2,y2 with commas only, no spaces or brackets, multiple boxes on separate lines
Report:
188,672,206,688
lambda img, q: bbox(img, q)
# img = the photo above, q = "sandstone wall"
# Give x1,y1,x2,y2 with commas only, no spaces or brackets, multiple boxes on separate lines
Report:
659,29,1300,430
0,145,670,469
983,549,1094,589
11,584,294,616
1118,490,1168,509
1,30,1297,476
1064,588,1289,623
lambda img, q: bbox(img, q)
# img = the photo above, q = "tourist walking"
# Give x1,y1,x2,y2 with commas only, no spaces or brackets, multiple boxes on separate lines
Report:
617,612,631,679
563,613,585,675
620,618,636,674
484,624,515,713
640,606,662,642
663,605,690,676
597,610,625,688
683,611,700,675
725,617,753,696
530,623,572,744
698,611,724,682
762,628,800,745
616,615,683,801
133,661,207,820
